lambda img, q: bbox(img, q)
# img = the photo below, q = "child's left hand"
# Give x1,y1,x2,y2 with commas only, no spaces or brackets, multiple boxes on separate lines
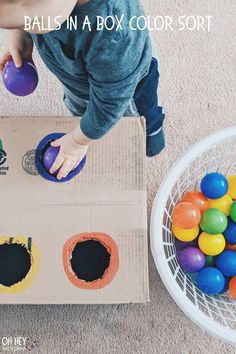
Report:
50,131,88,180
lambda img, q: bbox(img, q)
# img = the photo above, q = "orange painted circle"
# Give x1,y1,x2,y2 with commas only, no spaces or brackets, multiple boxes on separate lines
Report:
63,232,119,290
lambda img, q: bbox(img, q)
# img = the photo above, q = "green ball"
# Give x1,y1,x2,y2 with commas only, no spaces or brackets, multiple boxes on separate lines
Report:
230,201,236,222
200,208,228,234
205,255,216,267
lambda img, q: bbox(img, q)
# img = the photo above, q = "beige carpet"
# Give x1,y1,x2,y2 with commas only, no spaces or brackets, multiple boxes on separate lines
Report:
0,0,236,352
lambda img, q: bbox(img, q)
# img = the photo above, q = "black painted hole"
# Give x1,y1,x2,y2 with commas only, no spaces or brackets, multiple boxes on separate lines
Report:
0,243,31,287
70,240,111,282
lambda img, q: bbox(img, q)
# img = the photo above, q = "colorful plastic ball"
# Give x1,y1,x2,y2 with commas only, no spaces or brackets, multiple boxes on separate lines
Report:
220,277,229,294
198,232,226,256
2,60,38,96
200,208,228,234
229,276,236,298
179,247,205,273
172,224,199,242
197,267,225,295
43,146,60,175
175,238,199,251
205,255,216,267
172,202,201,229
230,201,236,223
224,218,236,244
200,173,228,199
181,191,208,213
226,243,236,252
227,175,236,200
208,195,233,216
216,250,236,277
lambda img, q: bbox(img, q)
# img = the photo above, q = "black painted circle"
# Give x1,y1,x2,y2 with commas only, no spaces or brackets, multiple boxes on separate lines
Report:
0,243,31,287
70,240,111,282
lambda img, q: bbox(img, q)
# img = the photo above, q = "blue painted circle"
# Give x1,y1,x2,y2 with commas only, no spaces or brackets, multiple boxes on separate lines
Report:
35,133,86,183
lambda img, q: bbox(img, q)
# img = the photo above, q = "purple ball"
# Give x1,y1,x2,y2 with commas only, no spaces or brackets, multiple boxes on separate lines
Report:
175,238,199,251
179,247,206,273
2,60,38,96
42,146,60,175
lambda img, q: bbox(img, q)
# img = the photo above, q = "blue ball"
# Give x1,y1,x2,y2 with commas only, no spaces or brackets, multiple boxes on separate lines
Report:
216,250,236,277
220,277,229,294
224,218,236,244
197,267,225,295
200,173,228,199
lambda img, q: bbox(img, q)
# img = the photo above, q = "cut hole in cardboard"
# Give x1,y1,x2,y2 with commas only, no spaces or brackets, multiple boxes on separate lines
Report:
63,233,119,290
0,237,40,293
71,240,111,282
0,243,31,287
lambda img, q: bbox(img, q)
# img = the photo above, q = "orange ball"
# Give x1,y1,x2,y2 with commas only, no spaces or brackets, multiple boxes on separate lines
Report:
182,191,208,213
226,243,236,252
172,202,201,229
229,276,236,299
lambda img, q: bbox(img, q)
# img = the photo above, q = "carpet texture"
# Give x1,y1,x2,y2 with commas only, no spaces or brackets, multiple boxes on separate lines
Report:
0,0,236,352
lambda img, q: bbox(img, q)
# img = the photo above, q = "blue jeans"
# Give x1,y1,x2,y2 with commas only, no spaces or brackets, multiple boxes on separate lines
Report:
134,58,165,136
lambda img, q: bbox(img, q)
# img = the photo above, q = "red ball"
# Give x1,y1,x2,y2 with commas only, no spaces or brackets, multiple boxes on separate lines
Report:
172,202,201,229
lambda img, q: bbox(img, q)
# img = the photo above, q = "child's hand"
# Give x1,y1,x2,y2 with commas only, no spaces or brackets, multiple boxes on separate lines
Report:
0,29,33,71
50,132,89,180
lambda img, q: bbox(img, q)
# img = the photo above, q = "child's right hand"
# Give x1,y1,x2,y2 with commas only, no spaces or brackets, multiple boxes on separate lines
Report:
0,29,33,72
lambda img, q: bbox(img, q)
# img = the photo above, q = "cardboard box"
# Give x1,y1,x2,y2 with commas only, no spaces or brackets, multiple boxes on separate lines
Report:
0,117,149,304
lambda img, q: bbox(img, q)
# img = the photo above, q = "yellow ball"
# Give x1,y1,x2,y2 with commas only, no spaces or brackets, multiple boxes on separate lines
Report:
198,232,226,256
208,194,233,216
172,224,199,242
228,175,236,199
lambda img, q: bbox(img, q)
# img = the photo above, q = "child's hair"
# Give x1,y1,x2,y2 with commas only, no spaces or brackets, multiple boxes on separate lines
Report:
0,0,78,32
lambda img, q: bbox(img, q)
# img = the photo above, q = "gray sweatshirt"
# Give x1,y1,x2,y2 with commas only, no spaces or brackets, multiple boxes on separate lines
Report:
32,0,152,139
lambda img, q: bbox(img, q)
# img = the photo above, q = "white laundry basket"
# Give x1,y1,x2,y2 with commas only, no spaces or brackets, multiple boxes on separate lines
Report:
151,127,236,345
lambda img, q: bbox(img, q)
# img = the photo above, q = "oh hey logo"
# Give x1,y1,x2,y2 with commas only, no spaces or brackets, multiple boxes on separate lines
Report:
0,139,9,175
1,336,27,351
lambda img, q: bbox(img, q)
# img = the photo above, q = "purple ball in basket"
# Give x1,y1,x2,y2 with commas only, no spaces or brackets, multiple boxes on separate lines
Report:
2,60,38,96
179,247,206,273
175,238,198,251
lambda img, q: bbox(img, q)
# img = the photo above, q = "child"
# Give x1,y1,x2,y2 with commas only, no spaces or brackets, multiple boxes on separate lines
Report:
0,0,165,180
